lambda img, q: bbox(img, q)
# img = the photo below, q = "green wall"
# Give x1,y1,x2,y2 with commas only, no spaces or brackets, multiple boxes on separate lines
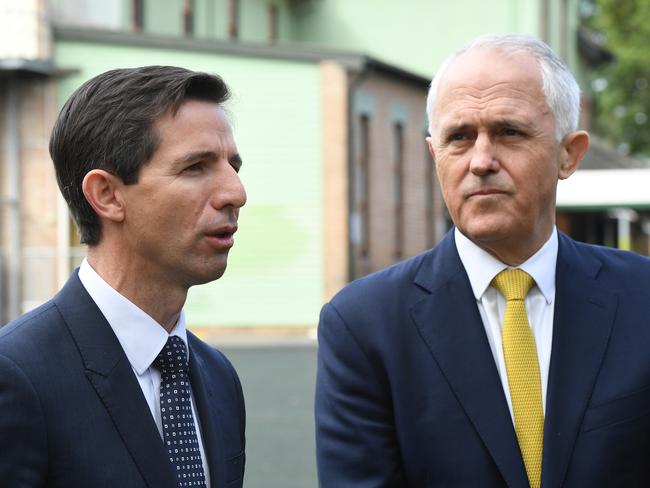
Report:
240,0,293,43
117,0,293,43
290,0,579,78
54,39,324,327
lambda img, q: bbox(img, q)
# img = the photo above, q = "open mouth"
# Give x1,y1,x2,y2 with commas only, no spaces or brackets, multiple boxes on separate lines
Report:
204,227,237,249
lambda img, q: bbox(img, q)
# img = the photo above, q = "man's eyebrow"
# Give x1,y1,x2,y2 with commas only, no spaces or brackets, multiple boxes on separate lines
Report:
439,119,533,136
171,150,242,169
491,118,534,130
440,123,473,137
171,150,219,168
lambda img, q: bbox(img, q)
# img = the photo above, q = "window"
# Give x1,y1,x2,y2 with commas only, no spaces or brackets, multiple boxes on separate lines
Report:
393,123,404,260
49,0,122,30
229,0,239,39
268,4,278,44
359,114,371,260
183,0,194,35
133,0,144,32
425,138,436,248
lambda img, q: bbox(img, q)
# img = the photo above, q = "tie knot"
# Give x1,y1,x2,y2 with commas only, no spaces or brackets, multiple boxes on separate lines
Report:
153,335,188,375
492,268,534,301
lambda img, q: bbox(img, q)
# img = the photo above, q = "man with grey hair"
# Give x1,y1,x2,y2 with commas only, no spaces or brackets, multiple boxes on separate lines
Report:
316,33,650,487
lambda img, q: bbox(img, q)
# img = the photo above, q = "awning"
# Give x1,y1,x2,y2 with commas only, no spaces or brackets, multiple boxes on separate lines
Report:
557,169,650,210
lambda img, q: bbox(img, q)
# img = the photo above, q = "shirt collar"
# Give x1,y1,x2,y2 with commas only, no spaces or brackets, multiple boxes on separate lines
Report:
78,258,188,375
454,227,557,303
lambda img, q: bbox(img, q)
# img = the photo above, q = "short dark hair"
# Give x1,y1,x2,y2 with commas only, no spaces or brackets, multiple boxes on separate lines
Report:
49,65,230,245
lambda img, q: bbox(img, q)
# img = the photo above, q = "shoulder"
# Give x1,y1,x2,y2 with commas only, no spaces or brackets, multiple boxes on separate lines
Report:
0,300,64,360
330,231,460,309
333,250,432,304
324,247,443,330
187,331,240,383
559,233,650,288
0,271,92,360
186,331,245,433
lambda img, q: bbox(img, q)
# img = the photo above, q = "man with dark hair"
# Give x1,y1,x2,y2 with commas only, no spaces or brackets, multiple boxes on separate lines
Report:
0,66,246,487
316,34,650,487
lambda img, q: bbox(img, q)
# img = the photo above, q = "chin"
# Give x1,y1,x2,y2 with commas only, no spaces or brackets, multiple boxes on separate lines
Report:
186,261,228,287
459,219,512,244
201,266,227,285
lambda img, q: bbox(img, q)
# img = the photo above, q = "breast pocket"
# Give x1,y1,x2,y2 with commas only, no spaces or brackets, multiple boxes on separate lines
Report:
582,384,650,432
226,451,245,485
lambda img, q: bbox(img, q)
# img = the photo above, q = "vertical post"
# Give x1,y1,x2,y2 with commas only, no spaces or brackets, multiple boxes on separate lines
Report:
608,208,638,251
539,0,549,42
56,193,70,289
228,0,239,39
5,78,22,319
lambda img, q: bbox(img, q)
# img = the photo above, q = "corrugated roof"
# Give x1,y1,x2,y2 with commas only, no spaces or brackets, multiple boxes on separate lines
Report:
53,27,430,86
0,58,58,77
580,136,649,170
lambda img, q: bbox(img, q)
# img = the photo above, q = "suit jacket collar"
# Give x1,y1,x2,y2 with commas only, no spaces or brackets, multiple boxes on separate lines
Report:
541,233,616,488
188,333,228,487
411,230,529,487
411,230,617,488
54,271,178,488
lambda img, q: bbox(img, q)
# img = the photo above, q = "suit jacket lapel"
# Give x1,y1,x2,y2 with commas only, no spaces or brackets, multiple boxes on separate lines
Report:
410,232,529,488
54,273,177,488
541,234,616,488
188,340,227,488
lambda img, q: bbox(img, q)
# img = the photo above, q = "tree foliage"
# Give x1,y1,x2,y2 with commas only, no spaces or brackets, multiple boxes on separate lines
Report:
584,0,650,156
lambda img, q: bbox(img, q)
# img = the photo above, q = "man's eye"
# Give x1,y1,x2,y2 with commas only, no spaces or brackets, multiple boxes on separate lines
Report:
183,162,203,173
502,128,520,136
449,133,467,142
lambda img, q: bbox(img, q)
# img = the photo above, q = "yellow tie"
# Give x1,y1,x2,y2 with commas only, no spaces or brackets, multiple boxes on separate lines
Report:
492,269,544,488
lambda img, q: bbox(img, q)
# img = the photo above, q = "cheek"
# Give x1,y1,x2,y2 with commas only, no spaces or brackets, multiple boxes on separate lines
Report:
435,157,454,189
437,161,463,192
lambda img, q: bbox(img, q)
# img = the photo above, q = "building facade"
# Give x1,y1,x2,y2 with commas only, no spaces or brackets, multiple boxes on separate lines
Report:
1,0,590,331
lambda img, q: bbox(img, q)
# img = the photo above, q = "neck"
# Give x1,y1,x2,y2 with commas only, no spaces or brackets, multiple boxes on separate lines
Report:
86,246,187,333
473,228,554,266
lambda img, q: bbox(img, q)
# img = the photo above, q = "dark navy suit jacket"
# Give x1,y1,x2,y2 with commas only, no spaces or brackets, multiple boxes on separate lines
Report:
316,230,650,487
0,272,245,487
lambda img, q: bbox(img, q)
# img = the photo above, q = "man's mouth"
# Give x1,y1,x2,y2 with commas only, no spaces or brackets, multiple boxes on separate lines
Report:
204,226,237,249
468,188,506,198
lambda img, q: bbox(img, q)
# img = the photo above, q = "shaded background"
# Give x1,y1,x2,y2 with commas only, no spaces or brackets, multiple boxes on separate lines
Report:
223,344,317,487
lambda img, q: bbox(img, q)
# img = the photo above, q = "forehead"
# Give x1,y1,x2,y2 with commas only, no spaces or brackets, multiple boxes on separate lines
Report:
148,99,236,167
155,99,233,137
432,48,550,128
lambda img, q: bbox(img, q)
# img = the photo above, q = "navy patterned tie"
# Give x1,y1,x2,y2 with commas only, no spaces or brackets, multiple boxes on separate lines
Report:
153,336,207,488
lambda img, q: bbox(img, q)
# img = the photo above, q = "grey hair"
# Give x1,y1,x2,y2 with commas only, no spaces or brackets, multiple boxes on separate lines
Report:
426,33,581,142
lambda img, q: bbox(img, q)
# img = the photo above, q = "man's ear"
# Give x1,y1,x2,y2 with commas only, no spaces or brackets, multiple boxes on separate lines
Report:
559,130,590,180
426,136,436,160
82,169,126,223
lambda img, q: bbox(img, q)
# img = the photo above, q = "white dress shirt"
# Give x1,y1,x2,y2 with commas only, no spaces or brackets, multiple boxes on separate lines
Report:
78,259,211,487
454,227,557,421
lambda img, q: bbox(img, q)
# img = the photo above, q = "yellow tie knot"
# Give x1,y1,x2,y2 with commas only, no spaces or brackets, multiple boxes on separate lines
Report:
492,268,534,301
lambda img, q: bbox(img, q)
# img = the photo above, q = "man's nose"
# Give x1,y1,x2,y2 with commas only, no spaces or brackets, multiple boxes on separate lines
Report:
469,134,500,175
212,163,247,209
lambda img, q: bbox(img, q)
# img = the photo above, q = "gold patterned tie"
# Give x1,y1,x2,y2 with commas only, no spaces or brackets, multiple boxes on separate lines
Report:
492,269,544,488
